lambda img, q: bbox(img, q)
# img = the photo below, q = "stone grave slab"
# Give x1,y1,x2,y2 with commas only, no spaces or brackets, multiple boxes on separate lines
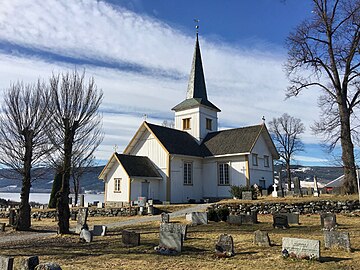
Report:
320,213,337,231
273,214,289,229
161,212,170,223
282,237,320,260
80,228,93,243
122,230,140,246
19,255,39,270
9,209,16,226
240,211,258,224
254,230,271,247
92,225,107,236
227,215,242,225
0,222,5,232
185,212,207,225
242,191,252,200
282,212,299,225
76,208,88,234
160,223,187,241
293,177,302,196
79,194,84,207
159,231,182,252
324,231,351,251
215,234,234,256
0,256,14,270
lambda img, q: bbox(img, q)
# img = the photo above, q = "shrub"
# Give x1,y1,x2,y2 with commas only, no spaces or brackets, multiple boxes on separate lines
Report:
216,207,230,221
208,208,220,222
229,185,258,200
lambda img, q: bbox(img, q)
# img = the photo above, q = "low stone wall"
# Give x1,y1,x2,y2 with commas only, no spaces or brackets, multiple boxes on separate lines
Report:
0,207,138,219
208,200,360,215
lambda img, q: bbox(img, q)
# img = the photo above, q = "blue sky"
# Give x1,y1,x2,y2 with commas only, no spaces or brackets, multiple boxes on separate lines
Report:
0,0,337,166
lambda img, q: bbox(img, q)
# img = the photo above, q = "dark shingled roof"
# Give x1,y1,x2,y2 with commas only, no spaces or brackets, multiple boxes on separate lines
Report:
201,125,263,156
172,34,220,112
146,123,203,157
115,153,161,178
145,122,265,158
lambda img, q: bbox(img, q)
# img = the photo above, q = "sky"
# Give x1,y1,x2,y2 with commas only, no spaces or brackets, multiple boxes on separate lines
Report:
0,0,338,166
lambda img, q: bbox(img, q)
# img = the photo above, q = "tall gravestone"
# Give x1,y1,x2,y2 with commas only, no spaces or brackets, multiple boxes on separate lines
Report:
79,195,85,207
293,177,302,196
215,234,234,257
313,176,319,197
76,208,88,234
9,209,16,227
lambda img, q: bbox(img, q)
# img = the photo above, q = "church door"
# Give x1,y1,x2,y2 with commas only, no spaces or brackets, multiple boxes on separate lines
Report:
141,181,150,198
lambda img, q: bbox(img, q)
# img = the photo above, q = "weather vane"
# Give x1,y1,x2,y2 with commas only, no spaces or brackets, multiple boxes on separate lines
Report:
194,19,200,33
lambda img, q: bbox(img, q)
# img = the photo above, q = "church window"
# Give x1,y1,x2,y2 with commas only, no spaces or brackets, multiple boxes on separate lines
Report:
252,154,258,166
182,118,191,130
218,163,229,185
264,155,269,167
206,118,212,130
114,178,121,192
183,162,192,185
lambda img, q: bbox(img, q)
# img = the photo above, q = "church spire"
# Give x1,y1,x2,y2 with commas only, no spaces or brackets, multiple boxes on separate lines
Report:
172,32,220,112
186,33,207,100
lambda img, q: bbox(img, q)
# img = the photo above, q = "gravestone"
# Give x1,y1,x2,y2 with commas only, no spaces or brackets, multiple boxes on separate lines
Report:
320,213,337,231
282,237,320,260
242,191,253,200
92,225,107,236
273,214,289,229
261,190,268,196
0,222,5,232
293,177,302,196
138,197,147,207
161,212,170,223
227,215,242,225
76,208,88,234
313,176,319,197
34,262,62,270
0,256,14,270
185,212,208,225
97,202,104,209
254,230,271,247
272,183,278,197
160,223,187,241
159,231,182,252
19,255,39,270
9,209,16,226
79,195,84,207
122,230,140,246
215,234,234,257
282,212,300,225
80,228,93,243
324,231,351,251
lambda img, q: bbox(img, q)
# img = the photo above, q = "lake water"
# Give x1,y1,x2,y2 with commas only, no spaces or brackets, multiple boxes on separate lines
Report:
0,192,104,205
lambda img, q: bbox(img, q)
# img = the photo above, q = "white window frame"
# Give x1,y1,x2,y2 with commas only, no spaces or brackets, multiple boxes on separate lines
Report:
114,178,121,193
183,162,193,185
264,155,269,167
252,154,258,166
218,163,230,185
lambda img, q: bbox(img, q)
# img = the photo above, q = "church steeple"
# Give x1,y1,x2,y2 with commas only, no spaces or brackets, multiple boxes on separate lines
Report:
172,31,220,142
172,33,220,112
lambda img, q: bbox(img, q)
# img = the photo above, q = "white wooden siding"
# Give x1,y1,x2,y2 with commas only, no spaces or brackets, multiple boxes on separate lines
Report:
105,162,129,203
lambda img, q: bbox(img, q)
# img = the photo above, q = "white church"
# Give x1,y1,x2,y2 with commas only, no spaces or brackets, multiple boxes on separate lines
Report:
99,34,279,205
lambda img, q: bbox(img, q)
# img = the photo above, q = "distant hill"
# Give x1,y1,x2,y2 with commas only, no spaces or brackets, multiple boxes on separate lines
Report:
0,165,344,193
0,166,105,193
274,165,343,183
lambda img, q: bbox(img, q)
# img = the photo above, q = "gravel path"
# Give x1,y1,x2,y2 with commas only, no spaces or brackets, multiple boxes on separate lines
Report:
0,203,211,244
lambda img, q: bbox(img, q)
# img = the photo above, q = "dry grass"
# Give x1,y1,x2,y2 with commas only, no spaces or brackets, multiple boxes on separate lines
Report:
1,212,360,270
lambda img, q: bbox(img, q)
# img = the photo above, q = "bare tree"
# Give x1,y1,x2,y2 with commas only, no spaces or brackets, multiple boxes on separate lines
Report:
48,71,103,234
0,81,51,230
285,0,360,193
269,113,305,190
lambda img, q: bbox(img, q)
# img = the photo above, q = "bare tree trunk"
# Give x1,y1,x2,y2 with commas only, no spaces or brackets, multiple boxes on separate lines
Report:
57,120,76,234
16,130,33,231
286,161,291,191
339,104,358,193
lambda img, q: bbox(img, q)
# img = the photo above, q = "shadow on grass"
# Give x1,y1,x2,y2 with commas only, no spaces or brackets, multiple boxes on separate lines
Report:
320,256,352,263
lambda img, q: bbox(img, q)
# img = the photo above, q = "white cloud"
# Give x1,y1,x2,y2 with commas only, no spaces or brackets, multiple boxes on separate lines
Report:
0,0,324,163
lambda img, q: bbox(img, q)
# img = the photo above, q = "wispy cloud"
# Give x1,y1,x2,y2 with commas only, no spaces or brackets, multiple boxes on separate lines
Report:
0,0,323,162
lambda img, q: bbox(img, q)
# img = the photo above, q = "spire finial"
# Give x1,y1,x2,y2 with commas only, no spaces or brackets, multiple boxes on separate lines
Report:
194,19,200,34
262,116,266,124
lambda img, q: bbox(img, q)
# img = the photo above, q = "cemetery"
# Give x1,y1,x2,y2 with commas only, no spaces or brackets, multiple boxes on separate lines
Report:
0,195,359,269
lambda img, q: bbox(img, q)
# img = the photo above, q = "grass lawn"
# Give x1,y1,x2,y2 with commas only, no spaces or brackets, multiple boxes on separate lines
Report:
1,211,360,270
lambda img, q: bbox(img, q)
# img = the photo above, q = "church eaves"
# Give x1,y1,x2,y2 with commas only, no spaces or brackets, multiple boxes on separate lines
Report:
172,33,220,112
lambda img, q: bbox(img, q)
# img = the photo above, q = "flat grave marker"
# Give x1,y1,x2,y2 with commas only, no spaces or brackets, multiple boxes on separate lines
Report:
324,231,351,252
282,237,320,260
